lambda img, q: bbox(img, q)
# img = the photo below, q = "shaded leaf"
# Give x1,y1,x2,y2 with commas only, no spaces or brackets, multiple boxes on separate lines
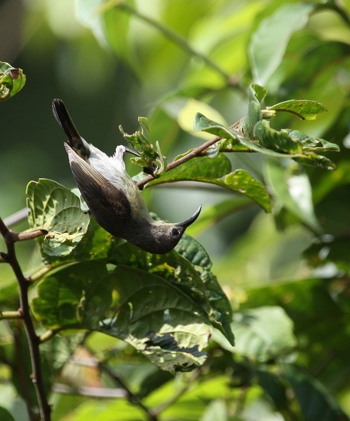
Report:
0,62,26,102
248,3,316,84
268,100,328,121
287,129,339,152
282,364,349,421
26,179,90,256
240,84,263,139
256,369,288,411
293,152,336,171
0,407,15,421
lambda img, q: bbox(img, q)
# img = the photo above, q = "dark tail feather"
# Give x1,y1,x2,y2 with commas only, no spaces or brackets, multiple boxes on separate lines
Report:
52,99,90,159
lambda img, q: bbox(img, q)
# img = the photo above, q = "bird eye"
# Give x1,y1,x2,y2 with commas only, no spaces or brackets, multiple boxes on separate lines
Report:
171,228,180,236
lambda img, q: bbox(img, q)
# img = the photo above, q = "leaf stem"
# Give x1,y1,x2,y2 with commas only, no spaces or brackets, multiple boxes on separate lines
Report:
0,216,51,420
136,119,242,189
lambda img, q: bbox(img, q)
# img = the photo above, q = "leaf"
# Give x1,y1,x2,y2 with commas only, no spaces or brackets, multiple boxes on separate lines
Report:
186,197,253,237
287,130,339,152
176,234,234,346
147,154,271,212
293,152,337,171
252,83,267,103
216,306,297,363
32,261,212,372
248,3,316,84
254,120,302,154
0,62,26,102
265,158,322,233
26,179,90,256
268,100,328,121
240,84,263,139
0,407,15,421
282,364,349,421
200,399,227,421
256,369,288,411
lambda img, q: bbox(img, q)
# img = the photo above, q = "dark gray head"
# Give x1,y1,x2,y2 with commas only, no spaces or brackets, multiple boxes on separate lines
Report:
128,206,202,254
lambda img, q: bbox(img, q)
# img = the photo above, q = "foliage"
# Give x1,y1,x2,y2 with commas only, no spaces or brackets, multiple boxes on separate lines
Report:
1,0,350,420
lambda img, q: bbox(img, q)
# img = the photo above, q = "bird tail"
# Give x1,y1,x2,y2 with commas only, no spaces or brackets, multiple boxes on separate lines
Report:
52,99,91,160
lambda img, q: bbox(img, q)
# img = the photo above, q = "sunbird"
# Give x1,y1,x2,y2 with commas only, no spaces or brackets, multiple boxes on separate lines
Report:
52,99,201,254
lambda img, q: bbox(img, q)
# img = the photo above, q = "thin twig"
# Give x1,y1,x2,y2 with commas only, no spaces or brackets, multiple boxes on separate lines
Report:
136,120,243,189
3,207,29,227
0,216,51,420
151,367,202,416
83,344,158,421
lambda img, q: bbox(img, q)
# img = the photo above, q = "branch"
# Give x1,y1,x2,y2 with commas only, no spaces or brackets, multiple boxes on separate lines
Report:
151,367,202,416
136,120,242,189
82,345,158,421
0,216,51,420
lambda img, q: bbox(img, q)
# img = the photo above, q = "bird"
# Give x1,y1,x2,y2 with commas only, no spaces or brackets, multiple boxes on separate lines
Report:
52,99,201,254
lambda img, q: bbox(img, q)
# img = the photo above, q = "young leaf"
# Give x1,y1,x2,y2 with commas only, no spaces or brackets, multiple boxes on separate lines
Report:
240,84,263,139
0,62,26,102
268,100,328,120
248,3,316,84
287,129,339,151
26,179,90,256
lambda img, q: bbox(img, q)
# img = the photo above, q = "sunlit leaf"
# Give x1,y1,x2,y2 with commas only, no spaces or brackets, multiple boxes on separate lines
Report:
147,154,271,212
268,100,328,121
248,3,316,84
26,179,90,256
0,62,26,102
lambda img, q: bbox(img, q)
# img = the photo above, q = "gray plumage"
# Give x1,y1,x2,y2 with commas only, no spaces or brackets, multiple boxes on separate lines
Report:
52,99,201,254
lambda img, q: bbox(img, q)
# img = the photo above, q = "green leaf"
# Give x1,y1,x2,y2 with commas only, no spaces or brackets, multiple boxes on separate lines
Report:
216,306,297,363
282,364,349,421
0,62,26,102
186,197,253,237
287,129,339,152
251,83,267,103
254,120,302,154
176,234,234,346
240,84,263,139
26,179,90,256
147,154,271,212
248,3,316,84
256,369,288,411
268,100,328,121
0,406,15,421
32,261,212,372
266,159,322,233
293,152,337,171
199,399,227,421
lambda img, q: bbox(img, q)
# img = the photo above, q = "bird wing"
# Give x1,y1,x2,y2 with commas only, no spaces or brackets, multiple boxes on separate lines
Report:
65,143,132,235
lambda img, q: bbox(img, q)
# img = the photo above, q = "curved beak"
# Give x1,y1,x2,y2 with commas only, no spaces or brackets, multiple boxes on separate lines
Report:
178,205,202,229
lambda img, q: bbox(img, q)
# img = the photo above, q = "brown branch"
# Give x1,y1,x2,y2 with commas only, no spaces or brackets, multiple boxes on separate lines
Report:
136,119,243,190
0,216,51,420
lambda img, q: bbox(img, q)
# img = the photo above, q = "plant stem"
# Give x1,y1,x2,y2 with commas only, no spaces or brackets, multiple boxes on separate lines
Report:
136,120,242,189
0,217,51,420
113,2,241,90
83,344,158,421
151,368,202,416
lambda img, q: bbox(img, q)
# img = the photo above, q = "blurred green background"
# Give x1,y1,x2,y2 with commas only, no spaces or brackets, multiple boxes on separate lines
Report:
2,0,350,419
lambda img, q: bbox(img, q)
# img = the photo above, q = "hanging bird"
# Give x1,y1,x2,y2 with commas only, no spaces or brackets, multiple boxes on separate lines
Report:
52,99,201,254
